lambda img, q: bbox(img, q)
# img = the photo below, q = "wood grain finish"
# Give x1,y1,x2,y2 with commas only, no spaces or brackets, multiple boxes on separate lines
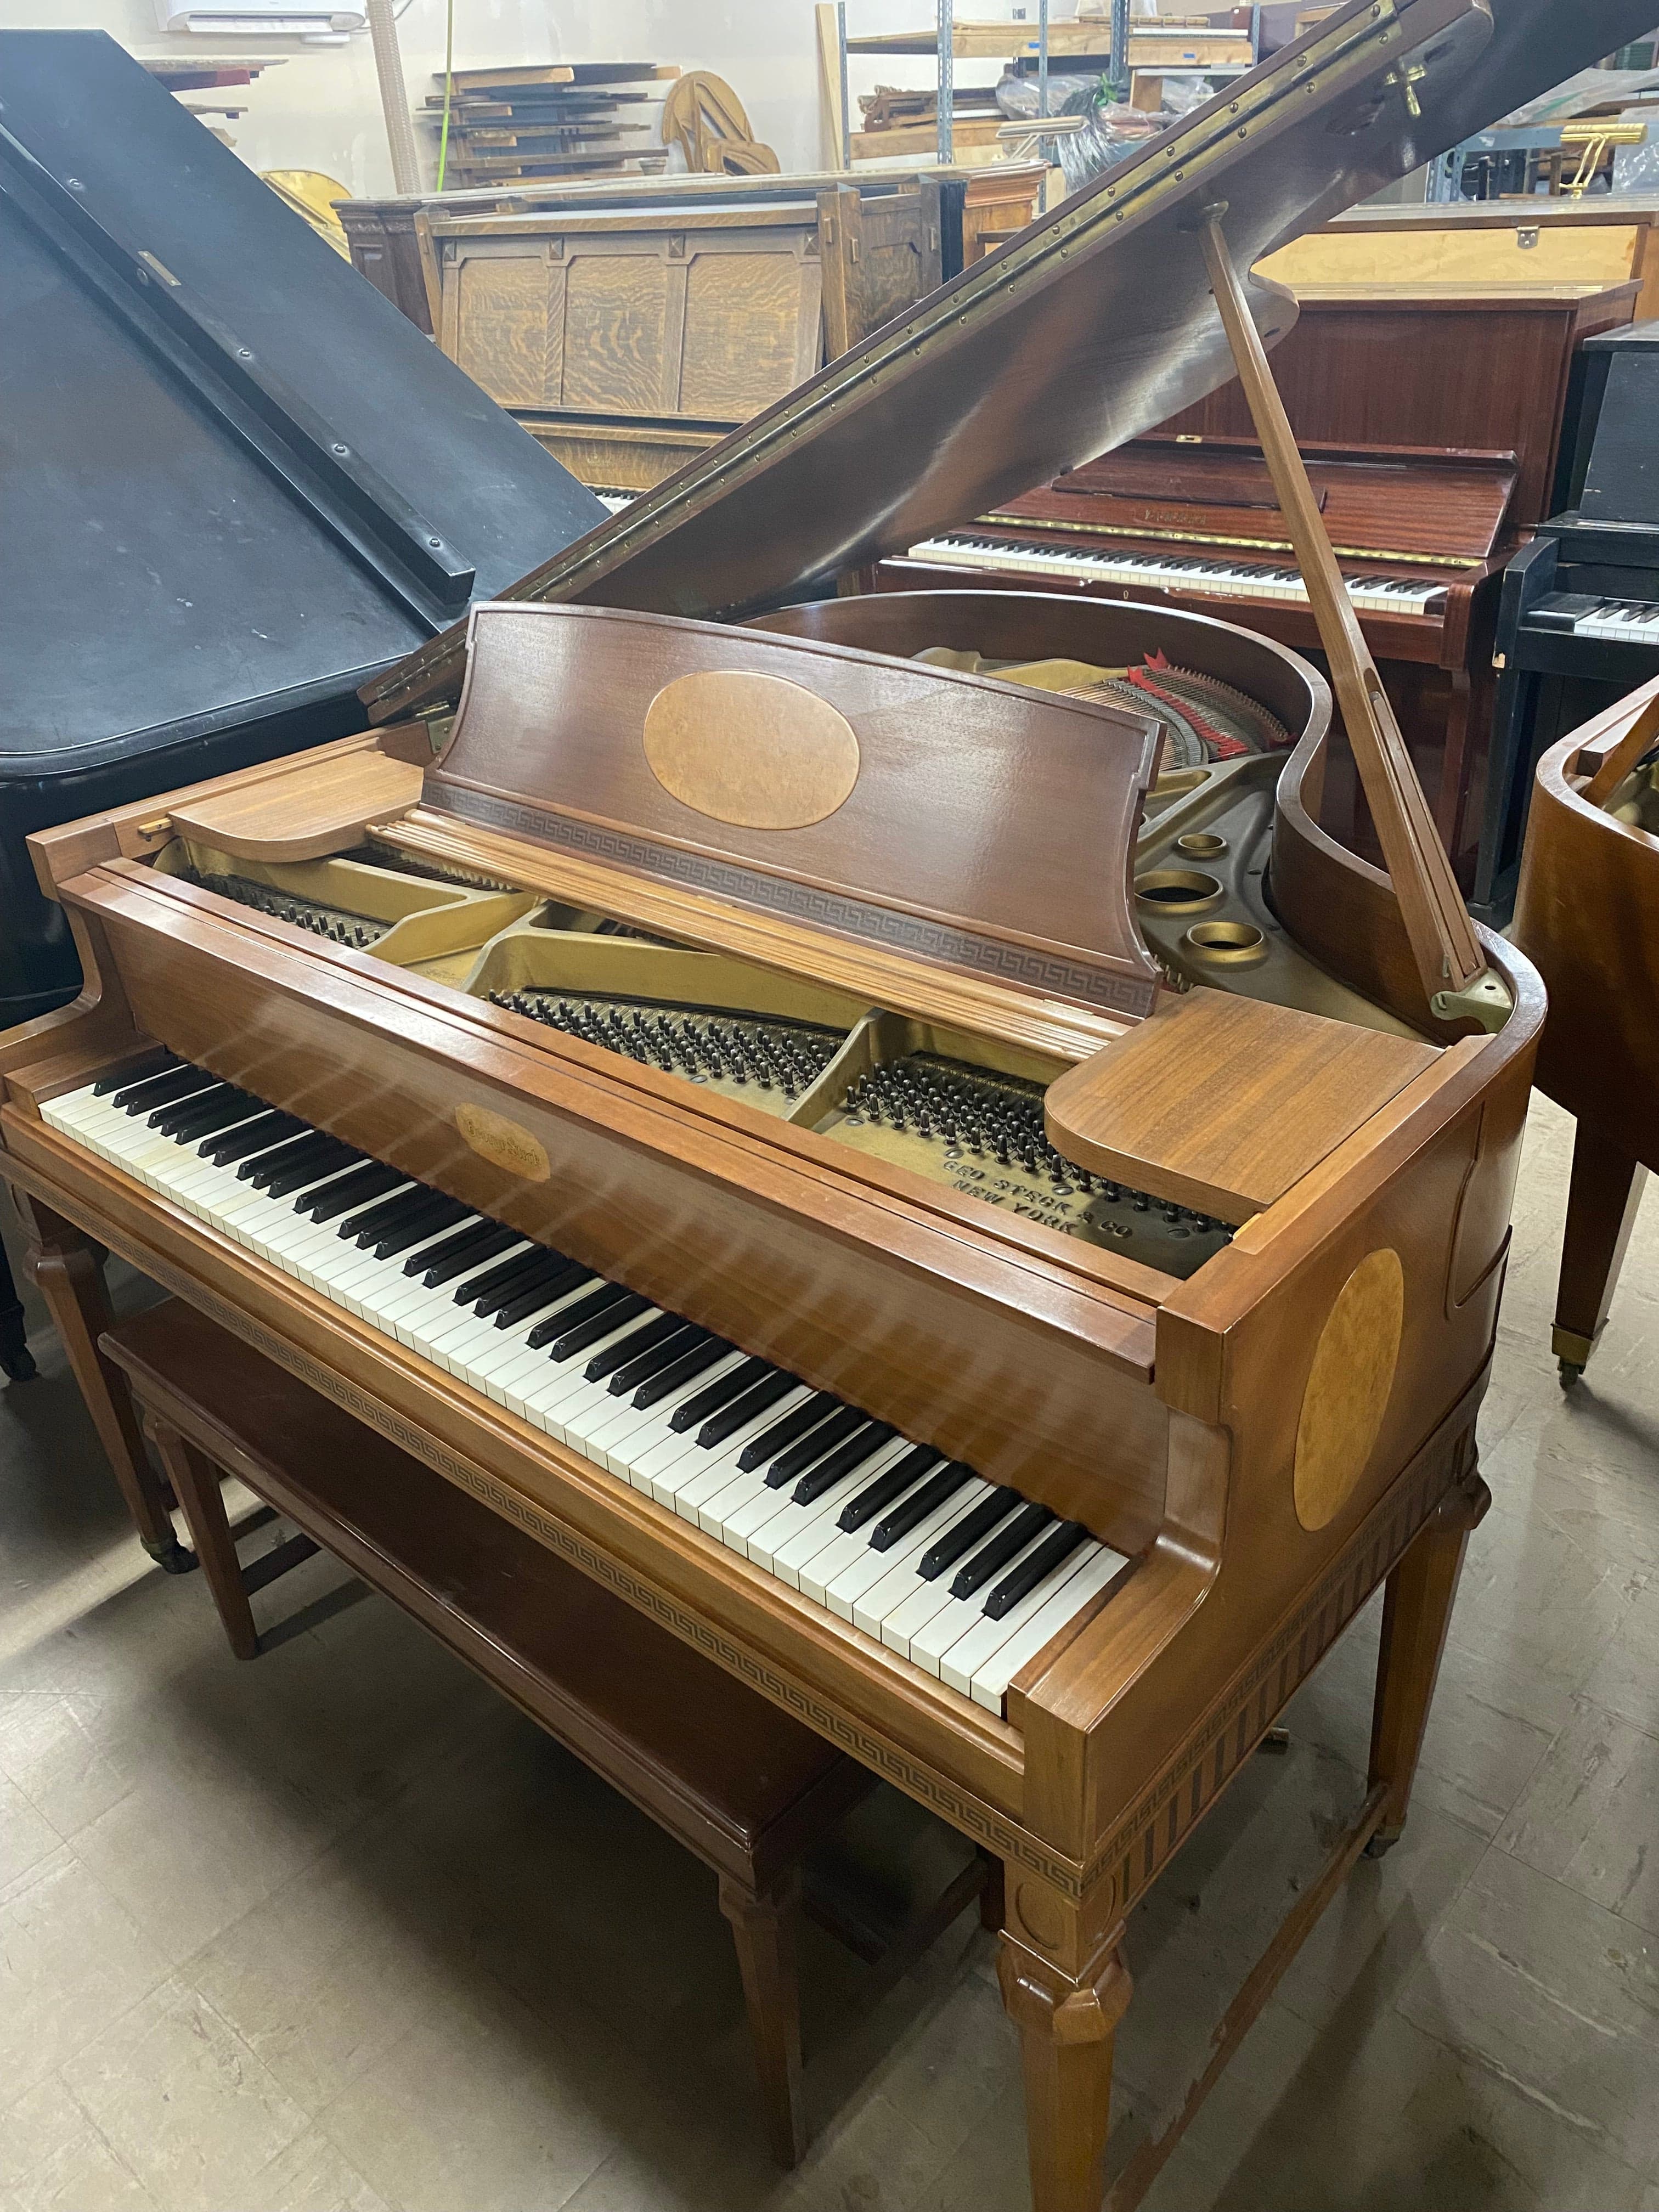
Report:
435,605,1164,1017
4,600,1554,2212
1292,1247,1404,1532
641,670,861,828
166,751,425,861
1511,675,1659,1380
435,206,825,420
1045,991,1437,1222
1154,283,1640,534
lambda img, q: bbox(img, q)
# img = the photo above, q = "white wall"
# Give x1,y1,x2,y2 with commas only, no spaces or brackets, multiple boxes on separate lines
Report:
0,0,1077,195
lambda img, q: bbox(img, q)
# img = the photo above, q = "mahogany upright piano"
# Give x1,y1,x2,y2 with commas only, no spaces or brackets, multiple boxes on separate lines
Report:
5,3,1651,2205
891,279,1639,881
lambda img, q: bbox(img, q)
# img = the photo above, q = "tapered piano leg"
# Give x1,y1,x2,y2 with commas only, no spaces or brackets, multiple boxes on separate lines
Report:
1553,1119,1647,1388
718,1869,808,2170
998,1922,1132,2212
1365,1468,1489,1858
16,1194,195,1573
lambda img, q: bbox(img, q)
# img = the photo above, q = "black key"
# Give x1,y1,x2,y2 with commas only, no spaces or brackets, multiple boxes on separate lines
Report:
672,1355,775,1434
95,1054,180,1096
607,1322,708,1398
586,1310,685,1384
296,1160,403,1221
983,1521,1090,1620
338,1183,425,1244
791,1421,895,1506
495,1259,593,1330
737,1392,839,1475
113,1063,215,1113
148,1080,231,1133
632,1333,729,1411
202,1110,305,1166
918,1488,1021,1581
160,1087,261,1142
476,1250,574,1320
545,1289,651,1364
838,1444,939,1533
949,1501,1054,1601
267,1142,365,1201
762,1402,867,1489
409,1219,512,1283
371,1193,470,1260
695,1369,797,1450
241,1130,338,1187
867,1462,974,1551
456,1243,548,1308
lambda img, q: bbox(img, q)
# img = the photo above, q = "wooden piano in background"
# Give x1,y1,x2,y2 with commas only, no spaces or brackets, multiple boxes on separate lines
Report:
1511,675,1659,1388
890,276,1639,882
6,2,1650,2204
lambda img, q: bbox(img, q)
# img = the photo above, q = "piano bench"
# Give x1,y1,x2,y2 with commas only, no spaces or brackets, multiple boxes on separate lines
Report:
99,1297,878,2170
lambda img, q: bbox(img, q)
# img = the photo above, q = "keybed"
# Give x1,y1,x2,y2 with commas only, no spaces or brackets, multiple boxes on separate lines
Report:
42,1062,1129,1716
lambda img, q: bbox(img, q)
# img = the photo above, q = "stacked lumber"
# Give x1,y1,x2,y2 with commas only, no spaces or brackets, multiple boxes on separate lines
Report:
425,61,679,186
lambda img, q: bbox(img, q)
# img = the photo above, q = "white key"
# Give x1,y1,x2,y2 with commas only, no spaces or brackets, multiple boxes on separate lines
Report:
937,1541,1104,1699
845,1480,996,1637
969,1545,1128,1712
759,1437,913,1588
906,1526,1056,1678
653,1387,815,1516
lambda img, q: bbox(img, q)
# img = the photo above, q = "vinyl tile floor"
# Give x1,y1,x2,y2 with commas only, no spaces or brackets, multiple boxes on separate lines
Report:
3,1090,1659,2212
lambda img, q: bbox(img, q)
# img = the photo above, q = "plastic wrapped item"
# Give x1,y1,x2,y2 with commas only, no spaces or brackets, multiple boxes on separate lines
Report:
1612,110,1659,192
996,69,1185,191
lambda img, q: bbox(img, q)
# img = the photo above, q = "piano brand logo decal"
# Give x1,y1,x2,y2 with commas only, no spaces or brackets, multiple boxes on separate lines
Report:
455,1102,551,1182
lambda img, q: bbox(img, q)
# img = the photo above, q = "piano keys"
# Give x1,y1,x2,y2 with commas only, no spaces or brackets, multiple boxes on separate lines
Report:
9,4,1654,2207
889,436,1517,857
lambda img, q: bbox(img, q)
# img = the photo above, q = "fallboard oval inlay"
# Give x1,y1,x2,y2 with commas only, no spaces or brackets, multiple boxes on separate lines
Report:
642,669,861,831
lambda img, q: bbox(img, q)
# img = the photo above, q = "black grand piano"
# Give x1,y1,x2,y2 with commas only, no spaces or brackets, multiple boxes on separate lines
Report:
0,30,606,1377
1476,320,1659,920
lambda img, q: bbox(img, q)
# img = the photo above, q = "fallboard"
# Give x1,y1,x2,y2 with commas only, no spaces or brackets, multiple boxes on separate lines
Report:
995,439,1520,566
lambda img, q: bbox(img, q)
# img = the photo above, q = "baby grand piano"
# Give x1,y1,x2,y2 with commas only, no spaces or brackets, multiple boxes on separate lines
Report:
2,3,1648,2206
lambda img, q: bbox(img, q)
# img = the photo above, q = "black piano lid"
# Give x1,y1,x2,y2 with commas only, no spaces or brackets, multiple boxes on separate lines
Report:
363,0,1659,722
1562,320,1659,530
0,30,607,782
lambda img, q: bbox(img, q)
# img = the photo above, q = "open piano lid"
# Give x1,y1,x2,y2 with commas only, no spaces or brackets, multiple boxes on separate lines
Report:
0,31,605,782
366,0,1658,726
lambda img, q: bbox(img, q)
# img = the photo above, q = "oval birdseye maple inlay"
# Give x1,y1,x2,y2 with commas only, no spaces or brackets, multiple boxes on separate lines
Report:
642,670,861,830
455,1102,551,1183
1293,1247,1404,1532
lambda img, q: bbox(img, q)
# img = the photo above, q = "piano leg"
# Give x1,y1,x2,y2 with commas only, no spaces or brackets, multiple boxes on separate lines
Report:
1552,1121,1649,1389
718,1870,808,2170
1365,1466,1490,1858
0,1236,33,1381
15,1193,196,1573
998,1915,1132,2212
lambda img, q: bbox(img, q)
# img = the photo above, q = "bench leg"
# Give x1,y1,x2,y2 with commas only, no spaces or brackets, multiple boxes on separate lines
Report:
18,1195,193,1572
719,1870,808,2169
147,1419,259,1661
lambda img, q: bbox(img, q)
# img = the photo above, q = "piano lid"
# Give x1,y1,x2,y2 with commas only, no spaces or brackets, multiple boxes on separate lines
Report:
366,0,1659,724
428,603,1165,1021
0,31,606,782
